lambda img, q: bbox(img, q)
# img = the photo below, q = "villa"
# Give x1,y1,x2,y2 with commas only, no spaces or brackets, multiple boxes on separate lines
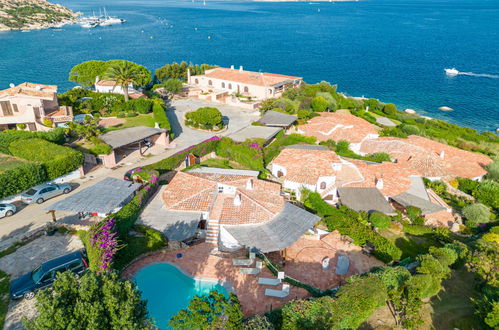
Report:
94,77,145,99
359,135,492,181
187,66,302,108
0,82,73,131
296,111,379,153
161,167,320,253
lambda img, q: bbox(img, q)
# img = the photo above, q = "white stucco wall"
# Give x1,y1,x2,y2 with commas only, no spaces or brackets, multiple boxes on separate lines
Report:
219,226,244,251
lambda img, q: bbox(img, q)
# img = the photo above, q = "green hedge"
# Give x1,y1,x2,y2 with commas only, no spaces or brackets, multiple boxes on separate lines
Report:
0,162,46,199
8,138,84,180
152,104,171,131
0,128,66,154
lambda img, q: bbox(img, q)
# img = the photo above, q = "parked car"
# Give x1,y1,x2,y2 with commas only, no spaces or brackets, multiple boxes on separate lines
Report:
0,203,16,218
10,250,88,300
20,183,72,204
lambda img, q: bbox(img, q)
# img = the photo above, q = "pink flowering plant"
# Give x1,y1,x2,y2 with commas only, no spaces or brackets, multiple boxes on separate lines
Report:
89,218,119,272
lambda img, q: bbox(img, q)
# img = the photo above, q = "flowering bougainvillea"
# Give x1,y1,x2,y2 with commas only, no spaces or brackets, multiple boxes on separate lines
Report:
89,218,119,272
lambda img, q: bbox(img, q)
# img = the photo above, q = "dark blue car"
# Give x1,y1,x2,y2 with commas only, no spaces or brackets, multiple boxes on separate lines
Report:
10,250,88,300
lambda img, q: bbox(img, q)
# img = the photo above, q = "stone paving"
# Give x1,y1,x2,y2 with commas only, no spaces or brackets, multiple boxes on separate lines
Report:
122,232,384,318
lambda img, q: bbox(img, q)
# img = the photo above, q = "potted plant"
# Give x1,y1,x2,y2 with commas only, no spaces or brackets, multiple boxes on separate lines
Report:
45,224,57,236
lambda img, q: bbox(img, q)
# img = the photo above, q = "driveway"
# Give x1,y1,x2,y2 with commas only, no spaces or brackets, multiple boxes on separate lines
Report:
168,99,260,148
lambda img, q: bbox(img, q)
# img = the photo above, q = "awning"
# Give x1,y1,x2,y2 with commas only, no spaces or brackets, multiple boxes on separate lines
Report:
100,126,166,149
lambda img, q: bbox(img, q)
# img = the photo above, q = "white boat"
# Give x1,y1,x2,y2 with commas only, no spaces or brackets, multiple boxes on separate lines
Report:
444,68,459,76
99,8,125,26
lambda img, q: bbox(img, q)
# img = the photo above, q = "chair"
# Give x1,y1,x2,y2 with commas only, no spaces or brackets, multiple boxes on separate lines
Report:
258,271,284,286
240,261,263,275
232,252,256,266
265,284,290,298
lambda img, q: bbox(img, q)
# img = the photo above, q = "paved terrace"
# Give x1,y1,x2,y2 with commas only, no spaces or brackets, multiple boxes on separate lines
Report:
122,232,383,316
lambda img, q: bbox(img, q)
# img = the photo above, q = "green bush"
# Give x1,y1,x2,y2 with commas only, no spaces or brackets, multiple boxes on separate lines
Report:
9,138,83,180
16,123,26,130
369,212,391,228
297,109,310,119
117,112,126,118
473,180,499,210
164,79,183,94
462,203,491,226
383,103,397,115
216,137,264,171
457,177,480,195
365,152,391,163
0,127,66,147
316,92,337,111
42,118,53,127
0,161,46,199
185,107,223,130
401,124,420,135
380,127,408,138
126,112,138,117
130,98,153,114
310,96,329,112
302,191,336,217
486,158,499,180
88,137,112,155
406,206,422,221
152,104,171,130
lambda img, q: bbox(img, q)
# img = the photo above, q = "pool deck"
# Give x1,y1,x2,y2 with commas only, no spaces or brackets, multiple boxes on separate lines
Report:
122,231,383,317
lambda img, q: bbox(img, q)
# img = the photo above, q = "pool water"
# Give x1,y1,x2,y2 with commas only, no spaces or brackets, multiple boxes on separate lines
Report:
134,263,228,329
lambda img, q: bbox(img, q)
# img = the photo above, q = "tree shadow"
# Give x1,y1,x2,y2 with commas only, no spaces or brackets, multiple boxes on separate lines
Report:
166,105,183,138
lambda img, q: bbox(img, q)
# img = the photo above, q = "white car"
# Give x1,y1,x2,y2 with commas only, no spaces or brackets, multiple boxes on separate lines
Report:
0,203,16,218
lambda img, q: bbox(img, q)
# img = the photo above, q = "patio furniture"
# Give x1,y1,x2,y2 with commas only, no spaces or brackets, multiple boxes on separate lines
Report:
265,284,290,298
335,255,350,275
240,261,263,275
258,271,284,286
232,252,255,266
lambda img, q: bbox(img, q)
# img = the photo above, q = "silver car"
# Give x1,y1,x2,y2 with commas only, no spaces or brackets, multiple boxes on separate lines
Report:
0,203,16,218
20,183,72,204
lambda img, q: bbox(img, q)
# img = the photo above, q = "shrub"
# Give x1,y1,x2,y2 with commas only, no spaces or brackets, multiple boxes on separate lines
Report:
152,104,171,130
297,109,310,119
457,177,480,195
42,118,53,127
16,123,26,130
369,212,391,228
310,96,329,112
486,158,499,180
9,138,83,180
126,112,138,117
216,137,264,171
164,79,183,94
185,107,223,130
244,315,275,330
0,127,66,146
302,191,336,217
316,92,337,111
88,137,112,155
0,161,46,199
380,127,408,138
383,103,397,115
117,112,126,118
365,152,391,163
406,206,422,221
462,203,491,226
473,180,499,210
130,98,152,114
401,124,420,135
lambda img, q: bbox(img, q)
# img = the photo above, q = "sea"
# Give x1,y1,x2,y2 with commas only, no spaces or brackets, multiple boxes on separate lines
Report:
0,0,498,132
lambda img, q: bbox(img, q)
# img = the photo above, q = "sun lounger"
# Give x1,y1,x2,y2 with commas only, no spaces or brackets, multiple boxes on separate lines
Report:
258,271,284,285
265,284,290,298
232,251,256,266
240,261,263,275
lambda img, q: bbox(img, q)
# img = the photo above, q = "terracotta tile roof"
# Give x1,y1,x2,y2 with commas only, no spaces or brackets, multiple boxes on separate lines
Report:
360,136,492,179
0,82,57,99
45,106,72,117
271,147,340,185
340,159,419,197
129,93,147,99
196,68,302,87
162,170,285,225
95,79,118,87
298,112,378,143
424,210,456,228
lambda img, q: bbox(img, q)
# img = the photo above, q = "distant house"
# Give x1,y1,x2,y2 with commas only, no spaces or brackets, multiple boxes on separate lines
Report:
360,135,492,181
297,112,379,153
0,82,73,131
161,167,320,252
258,110,297,129
94,77,145,99
187,66,302,106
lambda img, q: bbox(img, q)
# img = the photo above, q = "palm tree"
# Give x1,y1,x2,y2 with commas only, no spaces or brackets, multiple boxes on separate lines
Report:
104,61,139,102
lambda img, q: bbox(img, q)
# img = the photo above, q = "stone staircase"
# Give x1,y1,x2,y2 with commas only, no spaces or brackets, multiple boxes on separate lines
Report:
205,194,226,244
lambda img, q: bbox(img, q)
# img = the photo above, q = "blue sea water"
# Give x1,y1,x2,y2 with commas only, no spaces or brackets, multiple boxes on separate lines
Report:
0,0,498,131
134,263,229,329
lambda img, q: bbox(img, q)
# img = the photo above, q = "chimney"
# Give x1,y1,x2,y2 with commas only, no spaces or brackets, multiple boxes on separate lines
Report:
187,68,191,84
439,151,445,159
233,194,241,206
375,177,384,190
95,76,100,84
239,66,243,72
230,65,234,70
246,179,253,190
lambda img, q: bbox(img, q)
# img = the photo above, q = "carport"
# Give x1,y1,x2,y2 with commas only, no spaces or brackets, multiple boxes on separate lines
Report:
46,177,141,218
99,126,169,167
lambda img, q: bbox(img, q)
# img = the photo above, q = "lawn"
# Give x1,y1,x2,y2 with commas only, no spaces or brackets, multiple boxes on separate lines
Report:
0,270,10,327
368,111,402,125
0,154,28,173
200,157,250,170
103,114,156,133
425,269,483,329
378,227,438,259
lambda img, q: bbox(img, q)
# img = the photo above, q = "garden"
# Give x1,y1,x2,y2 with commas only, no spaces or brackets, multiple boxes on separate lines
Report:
184,106,225,131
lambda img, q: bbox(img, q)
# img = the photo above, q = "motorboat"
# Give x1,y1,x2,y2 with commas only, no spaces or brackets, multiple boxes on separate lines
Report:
444,68,459,76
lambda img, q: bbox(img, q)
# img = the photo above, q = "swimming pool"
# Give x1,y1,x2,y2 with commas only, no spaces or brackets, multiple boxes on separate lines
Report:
134,263,229,329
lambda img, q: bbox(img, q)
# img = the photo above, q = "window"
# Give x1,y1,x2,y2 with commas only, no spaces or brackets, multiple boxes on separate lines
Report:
208,80,213,86
0,101,13,116
277,170,284,178
218,186,224,193
12,104,18,112
222,82,225,88
67,261,82,271
195,79,199,84
40,272,53,283
244,86,249,93
320,182,326,189
228,83,232,89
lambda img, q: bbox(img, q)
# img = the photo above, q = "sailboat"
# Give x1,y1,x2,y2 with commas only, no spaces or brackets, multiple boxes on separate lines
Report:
203,0,206,6
99,8,126,26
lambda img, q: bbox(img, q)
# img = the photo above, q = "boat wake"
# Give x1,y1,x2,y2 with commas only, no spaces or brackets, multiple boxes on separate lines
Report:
445,68,499,79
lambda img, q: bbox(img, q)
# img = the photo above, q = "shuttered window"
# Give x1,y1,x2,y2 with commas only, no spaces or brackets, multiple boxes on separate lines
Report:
0,101,13,116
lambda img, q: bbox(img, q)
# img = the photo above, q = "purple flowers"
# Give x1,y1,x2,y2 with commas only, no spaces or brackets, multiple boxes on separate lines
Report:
90,218,119,272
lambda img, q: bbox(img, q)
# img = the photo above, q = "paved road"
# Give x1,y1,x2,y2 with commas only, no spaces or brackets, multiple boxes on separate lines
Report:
0,99,258,249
